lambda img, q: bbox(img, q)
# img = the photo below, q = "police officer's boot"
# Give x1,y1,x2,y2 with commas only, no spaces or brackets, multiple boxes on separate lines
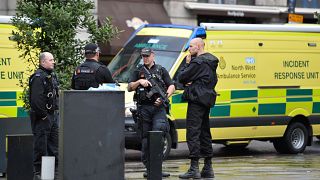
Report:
179,158,201,179
201,157,215,178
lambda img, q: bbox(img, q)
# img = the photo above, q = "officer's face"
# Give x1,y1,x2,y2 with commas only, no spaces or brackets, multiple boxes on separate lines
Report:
188,41,199,56
142,53,155,67
189,39,199,55
42,53,55,70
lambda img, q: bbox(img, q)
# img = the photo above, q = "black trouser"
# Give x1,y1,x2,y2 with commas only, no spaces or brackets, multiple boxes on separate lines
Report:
30,111,59,174
186,102,213,159
139,104,169,167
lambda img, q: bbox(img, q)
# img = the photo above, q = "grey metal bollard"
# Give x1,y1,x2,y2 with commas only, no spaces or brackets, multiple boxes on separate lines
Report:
147,131,163,180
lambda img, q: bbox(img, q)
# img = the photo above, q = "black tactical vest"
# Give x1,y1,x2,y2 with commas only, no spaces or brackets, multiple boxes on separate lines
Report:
134,64,166,104
29,68,59,113
73,61,102,90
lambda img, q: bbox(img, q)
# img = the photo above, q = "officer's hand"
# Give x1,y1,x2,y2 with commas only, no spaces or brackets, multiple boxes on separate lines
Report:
154,98,162,106
186,54,192,64
139,79,152,87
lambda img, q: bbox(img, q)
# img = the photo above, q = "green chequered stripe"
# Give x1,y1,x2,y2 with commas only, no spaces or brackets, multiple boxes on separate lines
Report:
0,91,18,106
172,88,315,117
173,89,259,103
210,105,230,117
286,89,313,102
0,101,17,106
231,99,258,103
287,89,312,96
0,91,16,99
313,102,320,113
18,107,28,117
287,97,313,102
231,90,257,99
172,94,184,103
258,103,286,115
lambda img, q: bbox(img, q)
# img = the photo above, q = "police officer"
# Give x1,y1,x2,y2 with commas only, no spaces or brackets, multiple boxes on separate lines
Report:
29,52,59,180
128,48,175,178
178,38,219,179
71,43,114,90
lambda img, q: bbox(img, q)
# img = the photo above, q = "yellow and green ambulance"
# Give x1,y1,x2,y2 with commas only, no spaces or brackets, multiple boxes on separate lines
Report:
108,23,320,157
0,15,32,175
0,16,28,120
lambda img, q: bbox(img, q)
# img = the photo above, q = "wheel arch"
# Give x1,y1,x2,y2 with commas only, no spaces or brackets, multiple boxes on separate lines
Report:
287,115,313,146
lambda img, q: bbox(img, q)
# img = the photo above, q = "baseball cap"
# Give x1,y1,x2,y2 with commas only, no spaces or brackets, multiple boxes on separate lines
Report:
84,43,100,54
141,48,154,56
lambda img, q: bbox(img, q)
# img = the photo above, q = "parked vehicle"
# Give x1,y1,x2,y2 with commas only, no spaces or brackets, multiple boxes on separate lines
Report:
108,23,320,158
0,16,28,119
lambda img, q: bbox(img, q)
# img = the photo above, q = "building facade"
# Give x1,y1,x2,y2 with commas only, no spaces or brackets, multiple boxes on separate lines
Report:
1,0,319,57
164,0,319,26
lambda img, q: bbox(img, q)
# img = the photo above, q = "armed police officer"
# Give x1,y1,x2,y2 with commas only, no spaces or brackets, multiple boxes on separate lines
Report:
178,38,219,179
71,43,114,90
29,52,59,180
128,48,175,178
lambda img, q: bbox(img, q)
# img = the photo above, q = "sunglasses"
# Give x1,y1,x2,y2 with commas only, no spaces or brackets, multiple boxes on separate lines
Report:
142,54,150,58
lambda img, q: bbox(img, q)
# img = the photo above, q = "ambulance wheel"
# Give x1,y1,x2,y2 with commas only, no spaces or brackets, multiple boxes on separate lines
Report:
317,136,320,140
163,132,172,160
273,122,308,154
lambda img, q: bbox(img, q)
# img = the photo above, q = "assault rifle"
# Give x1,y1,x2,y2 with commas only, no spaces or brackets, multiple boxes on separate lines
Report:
143,66,170,107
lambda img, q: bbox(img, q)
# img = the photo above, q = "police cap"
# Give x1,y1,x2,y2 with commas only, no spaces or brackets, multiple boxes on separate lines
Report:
84,43,100,55
141,48,154,56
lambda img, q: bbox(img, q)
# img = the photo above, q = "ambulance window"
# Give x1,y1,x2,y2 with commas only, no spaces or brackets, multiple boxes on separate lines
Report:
108,35,189,83
108,49,182,83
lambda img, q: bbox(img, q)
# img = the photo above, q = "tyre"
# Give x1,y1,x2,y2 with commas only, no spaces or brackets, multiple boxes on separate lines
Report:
273,122,308,154
163,132,172,160
317,136,320,140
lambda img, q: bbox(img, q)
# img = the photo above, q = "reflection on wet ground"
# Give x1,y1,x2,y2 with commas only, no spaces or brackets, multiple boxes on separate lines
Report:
0,141,319,179
125,154,320,180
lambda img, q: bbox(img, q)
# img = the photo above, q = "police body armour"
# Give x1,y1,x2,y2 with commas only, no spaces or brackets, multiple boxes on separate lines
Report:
73,61,101,90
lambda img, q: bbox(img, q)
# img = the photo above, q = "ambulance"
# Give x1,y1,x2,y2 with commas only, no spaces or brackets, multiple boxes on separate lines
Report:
108,23,320,158
0,16,28,120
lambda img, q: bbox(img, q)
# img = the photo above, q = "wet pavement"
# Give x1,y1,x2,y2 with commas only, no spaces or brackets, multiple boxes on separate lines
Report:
125,153,320,179
1,139,320,179
125,139,320,180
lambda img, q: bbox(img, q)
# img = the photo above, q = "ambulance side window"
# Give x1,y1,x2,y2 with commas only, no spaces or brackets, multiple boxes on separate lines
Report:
173,57,187,90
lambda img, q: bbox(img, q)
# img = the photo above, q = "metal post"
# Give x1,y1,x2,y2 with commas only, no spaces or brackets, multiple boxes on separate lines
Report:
147,131,163,180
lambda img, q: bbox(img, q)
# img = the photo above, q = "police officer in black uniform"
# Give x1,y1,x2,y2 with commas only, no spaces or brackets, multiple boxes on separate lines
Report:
128,48,175,178
178,38,219,179
29,52,59,180
71,43,114,90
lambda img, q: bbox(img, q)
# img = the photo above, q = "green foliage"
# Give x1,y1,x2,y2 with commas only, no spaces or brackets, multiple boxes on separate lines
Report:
11,0,119,110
